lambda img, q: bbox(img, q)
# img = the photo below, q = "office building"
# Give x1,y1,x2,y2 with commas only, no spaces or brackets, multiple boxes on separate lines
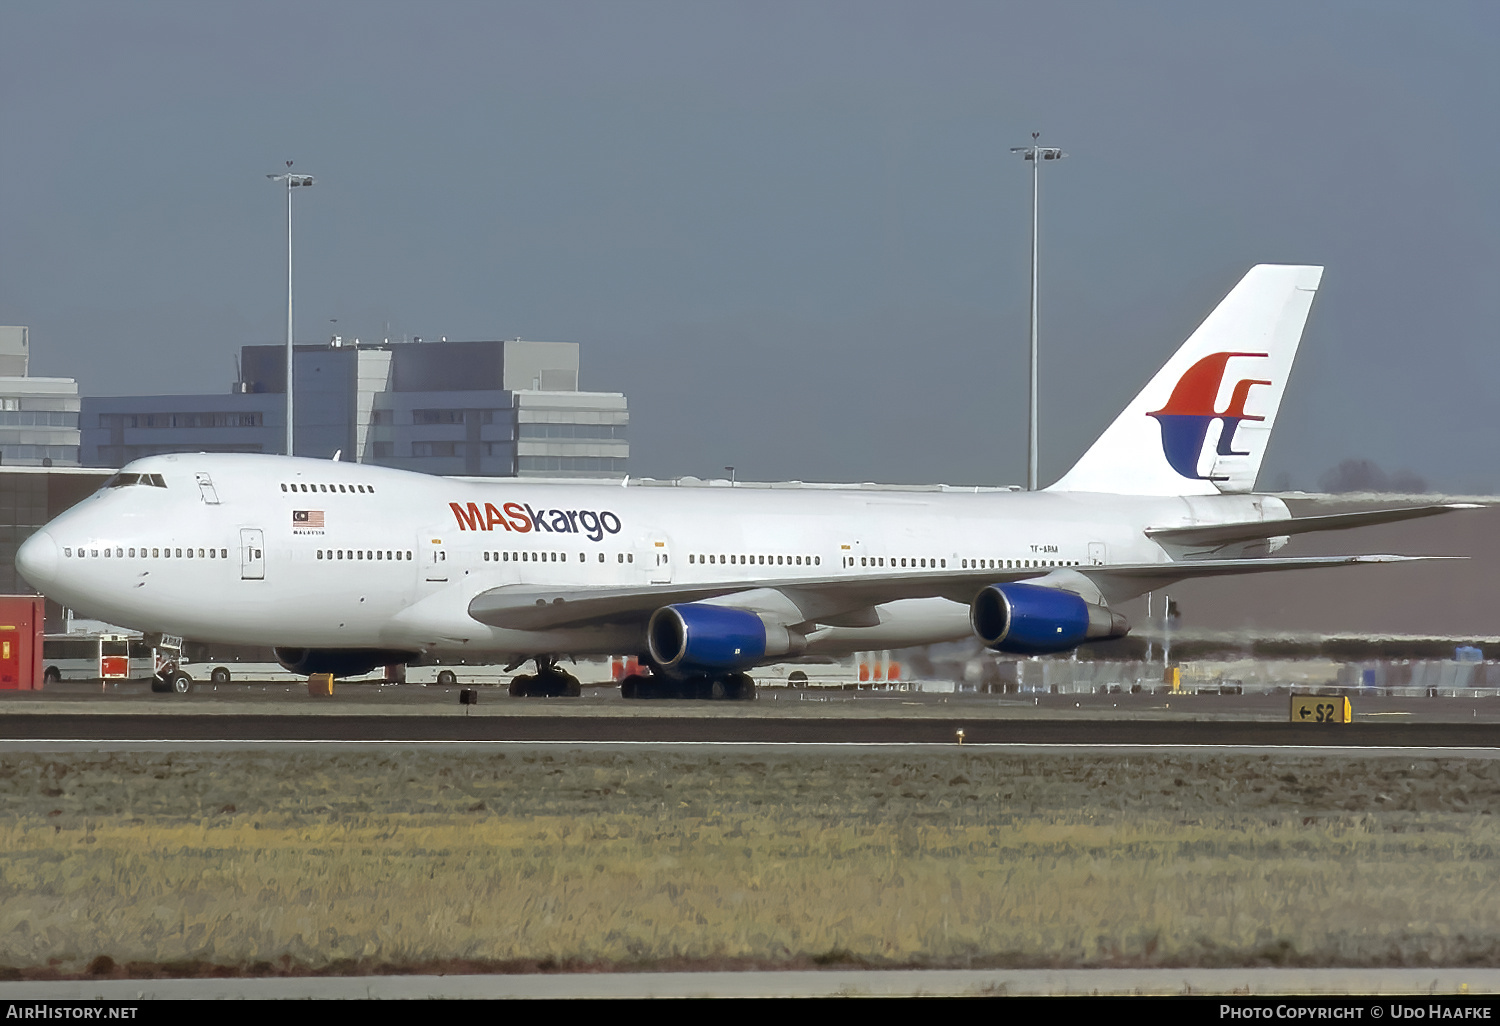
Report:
0,326,81,467
83,338,627,477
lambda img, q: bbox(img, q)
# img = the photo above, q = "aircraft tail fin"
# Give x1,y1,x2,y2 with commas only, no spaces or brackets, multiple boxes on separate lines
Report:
1047,264,1323,496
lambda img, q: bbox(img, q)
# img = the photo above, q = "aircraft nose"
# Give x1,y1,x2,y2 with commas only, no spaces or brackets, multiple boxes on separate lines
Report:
16,530,59,591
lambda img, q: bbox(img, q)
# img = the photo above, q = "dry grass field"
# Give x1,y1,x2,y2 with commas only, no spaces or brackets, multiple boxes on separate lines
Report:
2,747,1498,977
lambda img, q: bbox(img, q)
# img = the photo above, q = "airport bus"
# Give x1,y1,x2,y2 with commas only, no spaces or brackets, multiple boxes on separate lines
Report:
41,632,155,684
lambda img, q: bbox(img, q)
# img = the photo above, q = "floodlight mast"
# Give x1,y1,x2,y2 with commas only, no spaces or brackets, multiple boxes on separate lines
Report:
1009,134,1065,491
266,164,315,456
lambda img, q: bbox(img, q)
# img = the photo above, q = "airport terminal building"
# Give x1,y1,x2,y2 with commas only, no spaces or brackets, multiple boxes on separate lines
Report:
81,338,628,478
0,326,82,468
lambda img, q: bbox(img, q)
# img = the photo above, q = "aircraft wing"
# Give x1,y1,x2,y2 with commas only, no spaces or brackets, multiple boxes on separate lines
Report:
1077,553,1449,604
467,554,1446,632
468,571,1028,631
1146,503,1480,551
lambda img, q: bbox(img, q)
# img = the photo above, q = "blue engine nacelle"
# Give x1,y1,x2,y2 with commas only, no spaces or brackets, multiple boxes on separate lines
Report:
647,603,798,676
970,583,1129,655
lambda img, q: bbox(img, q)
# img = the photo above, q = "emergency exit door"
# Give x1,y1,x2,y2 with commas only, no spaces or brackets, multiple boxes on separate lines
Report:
240,528,265,580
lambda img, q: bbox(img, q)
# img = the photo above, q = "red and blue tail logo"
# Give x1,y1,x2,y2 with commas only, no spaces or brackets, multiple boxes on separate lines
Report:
1147,352,1270,481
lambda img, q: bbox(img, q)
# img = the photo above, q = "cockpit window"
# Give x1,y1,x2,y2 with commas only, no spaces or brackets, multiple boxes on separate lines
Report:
103,473,167,489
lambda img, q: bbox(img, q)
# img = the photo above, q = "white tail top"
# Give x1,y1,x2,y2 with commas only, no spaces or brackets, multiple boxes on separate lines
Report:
1048,264,1323,496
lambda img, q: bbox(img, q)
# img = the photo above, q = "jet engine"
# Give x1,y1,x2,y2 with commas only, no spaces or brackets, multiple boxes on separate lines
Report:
647,603,800,676
273,647,419,678
970,583,1128,655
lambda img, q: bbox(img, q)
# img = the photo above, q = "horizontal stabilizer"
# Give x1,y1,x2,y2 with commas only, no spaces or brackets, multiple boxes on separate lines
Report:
1147,503,1482,550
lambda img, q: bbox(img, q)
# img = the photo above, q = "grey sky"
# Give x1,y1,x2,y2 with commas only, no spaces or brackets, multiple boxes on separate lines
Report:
2,1,1496,489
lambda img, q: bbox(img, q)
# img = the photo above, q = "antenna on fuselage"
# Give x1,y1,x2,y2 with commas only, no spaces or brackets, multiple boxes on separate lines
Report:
331,449,342,462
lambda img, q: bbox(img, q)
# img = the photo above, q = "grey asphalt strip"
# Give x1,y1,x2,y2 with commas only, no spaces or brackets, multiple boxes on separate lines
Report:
3,713,1500,746
1,967,1497,999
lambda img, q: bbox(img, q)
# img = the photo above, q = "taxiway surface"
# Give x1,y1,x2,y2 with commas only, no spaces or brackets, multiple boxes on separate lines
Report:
3,681,1499,747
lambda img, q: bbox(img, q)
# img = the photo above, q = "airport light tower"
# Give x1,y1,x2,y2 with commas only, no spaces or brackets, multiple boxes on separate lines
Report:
267,162,315,456
1010,133,1065,491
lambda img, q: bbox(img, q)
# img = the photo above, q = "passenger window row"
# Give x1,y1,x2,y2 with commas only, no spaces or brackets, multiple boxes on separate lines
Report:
317,549,410,561
834,555,1083,571
484,551,619,563
65,546,226,559
842,556,947,569
282,482,375,494
689,554,821,567
484,550,569,563
961,558,1079,569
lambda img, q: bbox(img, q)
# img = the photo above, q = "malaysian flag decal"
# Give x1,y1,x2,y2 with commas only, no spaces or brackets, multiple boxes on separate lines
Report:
293,510,325,529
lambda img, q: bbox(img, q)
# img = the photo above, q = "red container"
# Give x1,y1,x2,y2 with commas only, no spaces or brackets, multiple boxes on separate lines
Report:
0,596,45,690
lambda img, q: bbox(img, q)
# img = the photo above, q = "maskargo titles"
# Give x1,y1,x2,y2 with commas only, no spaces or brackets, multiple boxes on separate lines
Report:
449,501,622,542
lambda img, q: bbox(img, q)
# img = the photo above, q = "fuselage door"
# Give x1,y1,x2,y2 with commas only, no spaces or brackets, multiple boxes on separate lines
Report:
1088,541,1106,566
240,528,265,580
643,534,672,584
196,472,221,505
422,534,449,583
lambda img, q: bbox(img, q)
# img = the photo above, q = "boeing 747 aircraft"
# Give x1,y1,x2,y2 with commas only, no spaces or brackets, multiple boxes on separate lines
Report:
15,265,1470,698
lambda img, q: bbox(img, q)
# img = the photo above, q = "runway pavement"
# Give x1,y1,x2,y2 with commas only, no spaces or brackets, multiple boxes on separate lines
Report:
6,682,1499,748
3,711,1500,746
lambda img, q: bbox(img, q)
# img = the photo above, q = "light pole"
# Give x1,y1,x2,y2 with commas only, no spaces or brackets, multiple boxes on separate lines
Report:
267,162,315,456
1010,133,1065,490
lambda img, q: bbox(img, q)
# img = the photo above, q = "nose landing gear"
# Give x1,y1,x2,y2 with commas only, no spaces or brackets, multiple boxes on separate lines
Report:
150,668,194,694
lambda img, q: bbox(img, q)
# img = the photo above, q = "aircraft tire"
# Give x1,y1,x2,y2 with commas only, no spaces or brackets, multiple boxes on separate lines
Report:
620,673,648,699
726,673,756,701
549,670,581,697
709,677,727,701
509,674,534,697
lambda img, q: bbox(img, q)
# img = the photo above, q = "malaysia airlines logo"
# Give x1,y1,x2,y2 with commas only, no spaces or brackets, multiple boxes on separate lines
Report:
1147,352,1271,481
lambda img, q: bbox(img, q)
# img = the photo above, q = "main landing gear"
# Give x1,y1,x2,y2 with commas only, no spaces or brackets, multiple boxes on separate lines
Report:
508,656,582,698
620,671,756,701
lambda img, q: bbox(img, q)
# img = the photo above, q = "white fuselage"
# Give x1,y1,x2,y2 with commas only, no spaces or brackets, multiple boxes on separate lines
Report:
16,452,1285,661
